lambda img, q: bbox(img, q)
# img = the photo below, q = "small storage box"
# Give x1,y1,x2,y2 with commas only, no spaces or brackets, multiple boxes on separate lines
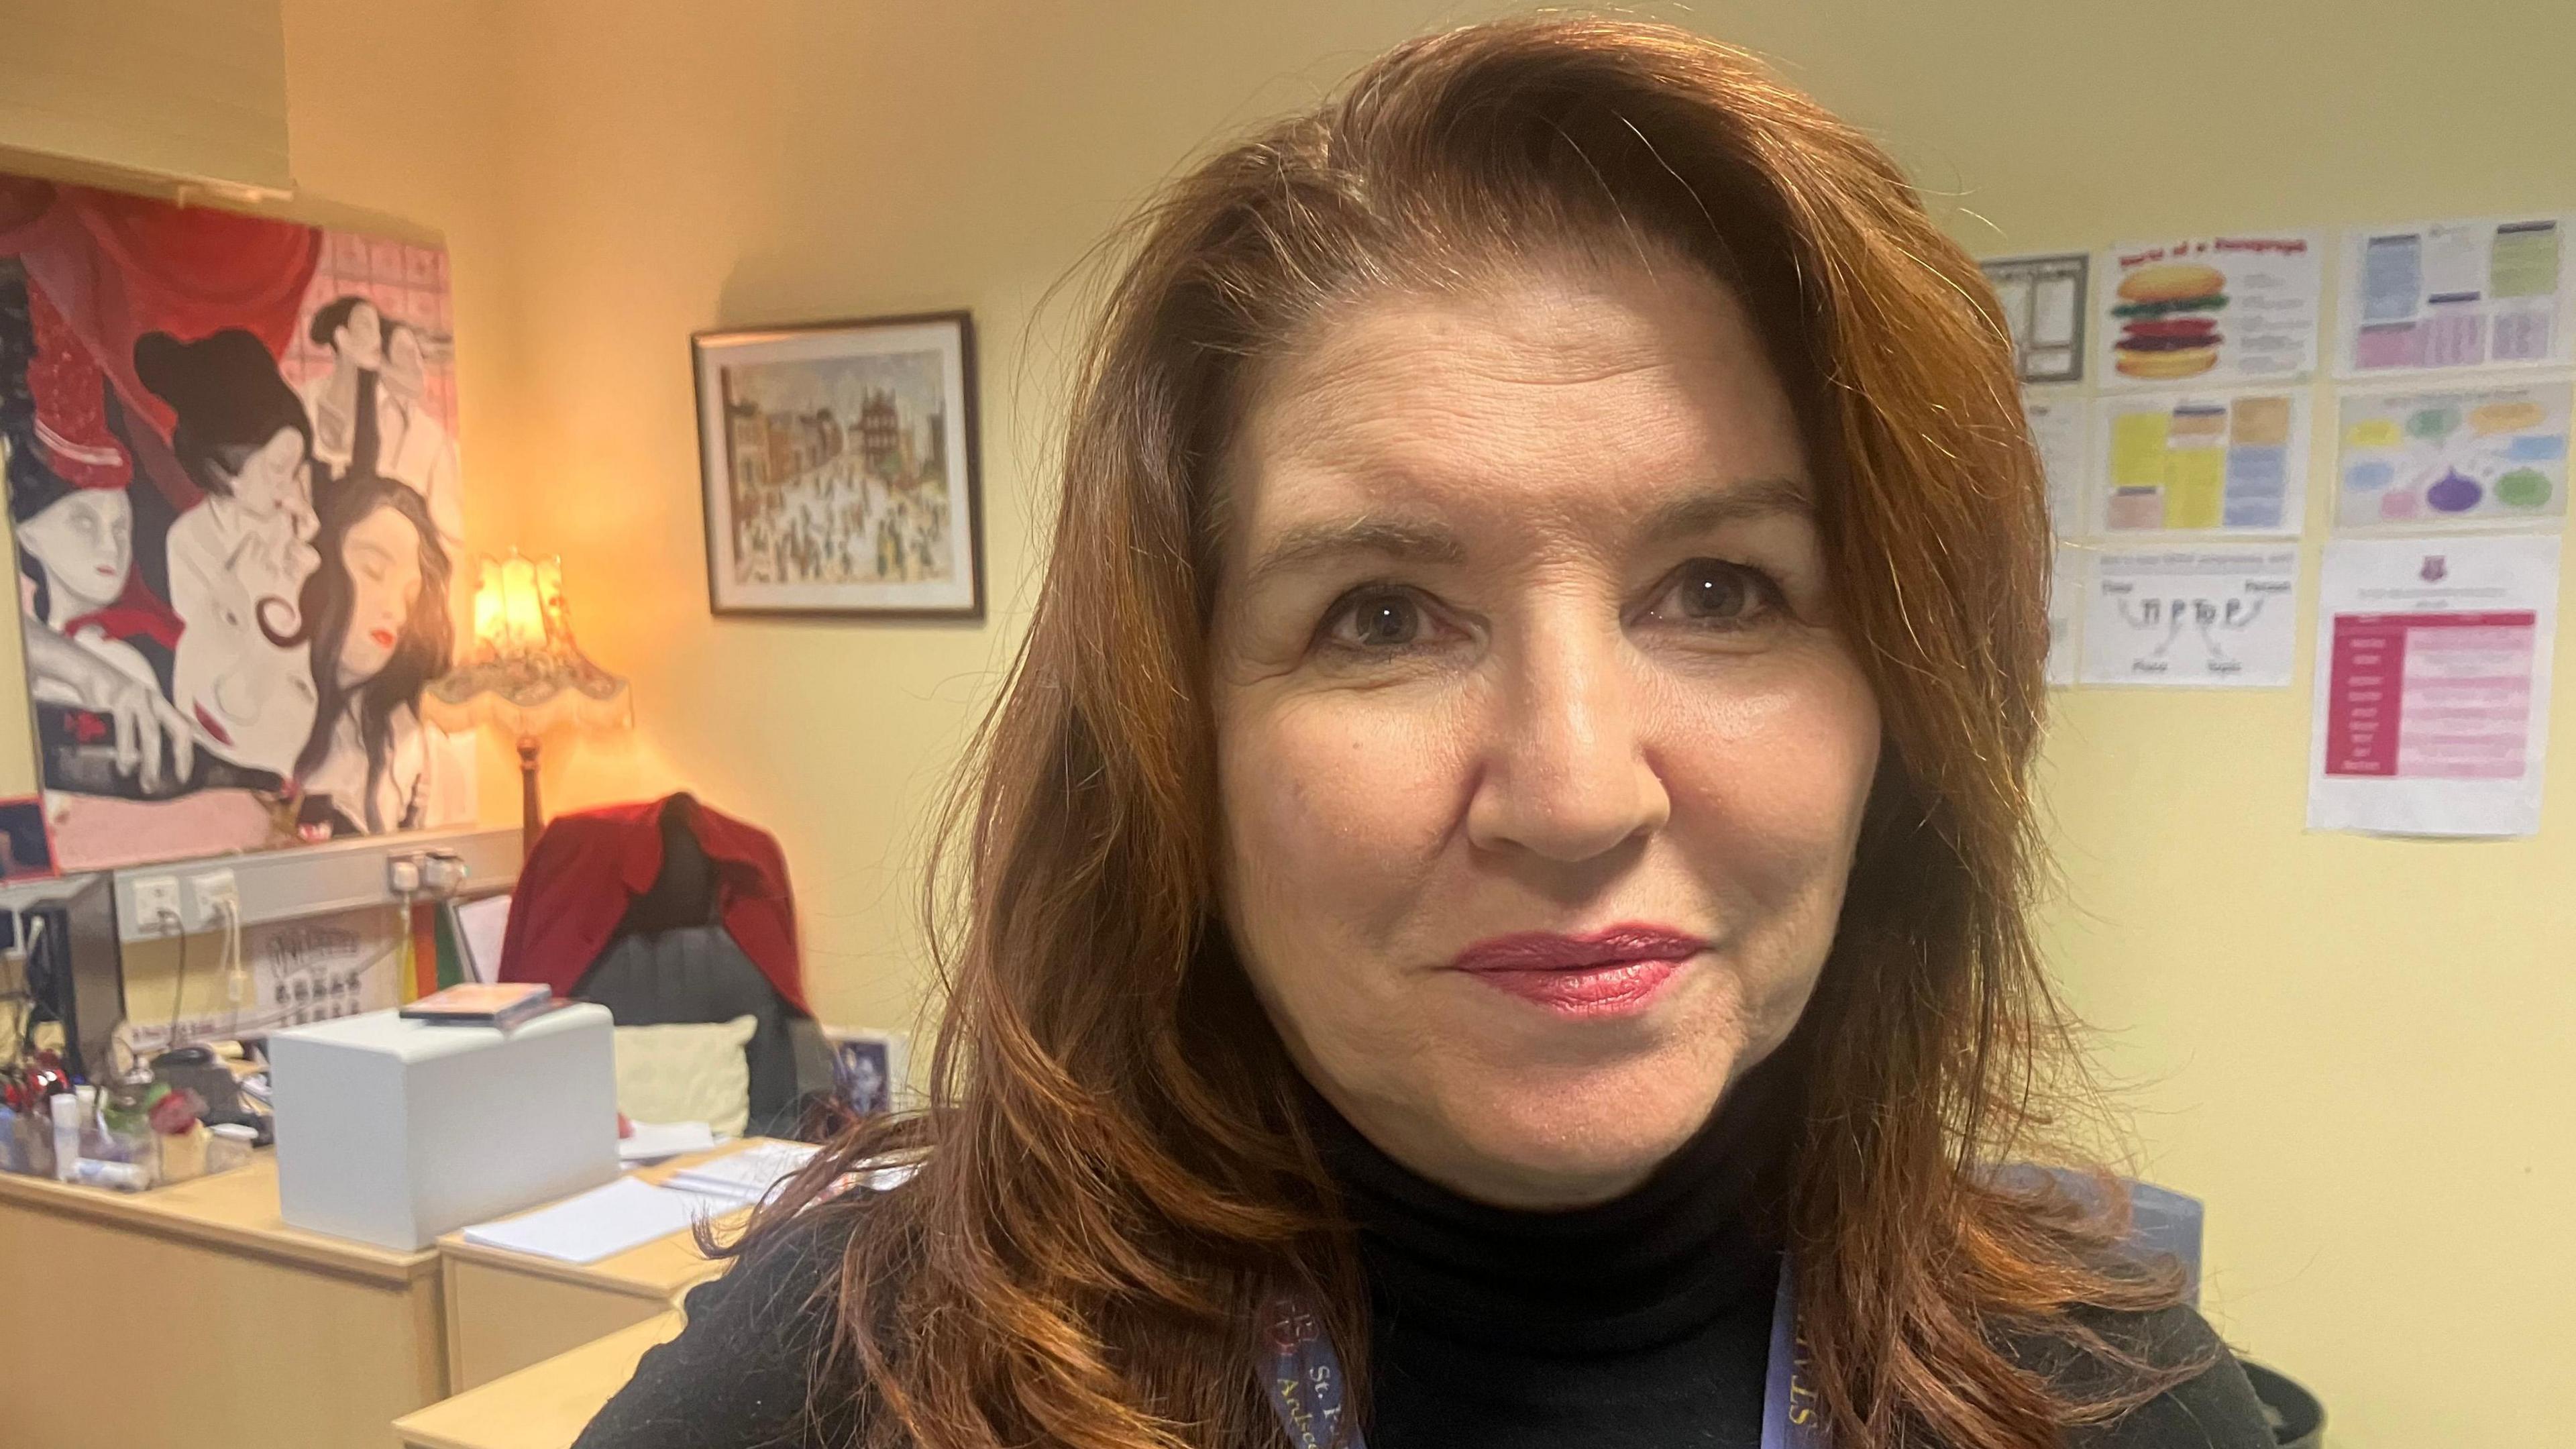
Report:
271,1002,619,1250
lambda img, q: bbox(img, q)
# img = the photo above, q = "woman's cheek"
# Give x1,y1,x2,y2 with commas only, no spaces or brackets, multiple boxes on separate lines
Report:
1225,684,1468,956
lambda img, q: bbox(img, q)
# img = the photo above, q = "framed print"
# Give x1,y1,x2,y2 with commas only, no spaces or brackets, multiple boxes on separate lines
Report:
822,1025,906,1118
692,311,983,619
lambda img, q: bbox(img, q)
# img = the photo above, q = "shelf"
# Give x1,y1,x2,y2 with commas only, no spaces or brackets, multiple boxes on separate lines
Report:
84,826,525,941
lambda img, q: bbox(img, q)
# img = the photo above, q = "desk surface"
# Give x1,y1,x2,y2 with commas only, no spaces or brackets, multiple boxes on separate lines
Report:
434,1136,773,1301
0,1150,435,1285
395,1310,681,1449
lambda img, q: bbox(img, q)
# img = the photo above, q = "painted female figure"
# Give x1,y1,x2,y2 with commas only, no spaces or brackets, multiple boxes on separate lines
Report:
274,474,453,836
136,327,324,777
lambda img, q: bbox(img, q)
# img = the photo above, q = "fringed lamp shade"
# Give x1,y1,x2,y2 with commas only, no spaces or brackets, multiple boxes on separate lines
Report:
426,551,631,853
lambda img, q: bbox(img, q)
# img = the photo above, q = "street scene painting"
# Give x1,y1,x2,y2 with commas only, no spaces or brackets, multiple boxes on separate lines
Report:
693,311,981,619
0,174,475,870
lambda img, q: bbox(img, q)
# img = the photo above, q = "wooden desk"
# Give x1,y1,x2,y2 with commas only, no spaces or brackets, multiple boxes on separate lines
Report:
0,1153,447,1448
435,1139,765,1389
395,1311,682,1449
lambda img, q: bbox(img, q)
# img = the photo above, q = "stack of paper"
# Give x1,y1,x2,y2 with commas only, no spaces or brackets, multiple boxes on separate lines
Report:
618,1120,720,1164
665,1140,821,1208
461,1177,723,1265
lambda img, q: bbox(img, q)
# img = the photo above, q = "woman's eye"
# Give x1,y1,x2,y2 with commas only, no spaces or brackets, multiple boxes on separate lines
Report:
1324,587,1430,649
1650,559,1782,628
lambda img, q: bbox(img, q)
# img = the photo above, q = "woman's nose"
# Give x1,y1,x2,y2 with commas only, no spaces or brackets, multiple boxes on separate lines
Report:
1464,623,1670,862
213,668,260,720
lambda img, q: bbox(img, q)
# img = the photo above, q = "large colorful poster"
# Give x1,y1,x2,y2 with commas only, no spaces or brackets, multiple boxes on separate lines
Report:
2333,378,2572,530
2094,388,2308,535
2097,234,2322,386
2337,215,2576,376
0,176,474,869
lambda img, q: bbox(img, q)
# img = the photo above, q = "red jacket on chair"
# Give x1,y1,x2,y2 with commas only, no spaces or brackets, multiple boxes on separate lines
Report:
498,795,808,1014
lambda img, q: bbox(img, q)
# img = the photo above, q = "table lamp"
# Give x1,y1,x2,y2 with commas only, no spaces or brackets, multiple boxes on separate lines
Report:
425,550,633,856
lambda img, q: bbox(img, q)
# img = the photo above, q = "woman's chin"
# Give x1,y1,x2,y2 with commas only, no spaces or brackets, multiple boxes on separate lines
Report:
1423,1071,1727,1208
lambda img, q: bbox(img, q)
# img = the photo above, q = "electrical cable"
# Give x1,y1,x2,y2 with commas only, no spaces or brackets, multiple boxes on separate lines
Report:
162,907,191,1053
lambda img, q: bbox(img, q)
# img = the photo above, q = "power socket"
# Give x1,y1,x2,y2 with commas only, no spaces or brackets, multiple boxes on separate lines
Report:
186,870,239,932
131,876,182,935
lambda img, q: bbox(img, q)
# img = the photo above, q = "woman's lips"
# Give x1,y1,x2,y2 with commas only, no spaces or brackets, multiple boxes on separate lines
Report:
193,701,233,747
368,627,398,650
1449,924,1705,1019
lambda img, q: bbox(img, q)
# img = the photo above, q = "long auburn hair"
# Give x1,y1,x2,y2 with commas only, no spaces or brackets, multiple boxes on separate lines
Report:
750,17,2185,1448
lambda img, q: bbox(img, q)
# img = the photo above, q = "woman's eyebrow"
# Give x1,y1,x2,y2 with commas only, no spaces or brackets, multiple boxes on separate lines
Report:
1242,517,1464,591
1638,476,1813,543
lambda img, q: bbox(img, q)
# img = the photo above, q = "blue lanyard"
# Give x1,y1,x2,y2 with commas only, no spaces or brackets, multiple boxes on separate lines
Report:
1260,1255,1826,1448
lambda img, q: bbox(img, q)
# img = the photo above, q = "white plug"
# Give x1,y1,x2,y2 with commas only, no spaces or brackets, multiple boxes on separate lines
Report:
186,870,238,933
386,856,423,894
421,852,470,896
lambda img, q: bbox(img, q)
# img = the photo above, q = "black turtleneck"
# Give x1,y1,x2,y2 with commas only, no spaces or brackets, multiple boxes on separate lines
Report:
578,1067,2274,1449
1313,1060,1793,1448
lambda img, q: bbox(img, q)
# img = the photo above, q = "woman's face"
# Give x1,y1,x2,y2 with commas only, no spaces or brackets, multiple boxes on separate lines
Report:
21,488,133,616
1210,257,1881,1210
172,572,319,773
228,427,311,523
337,301,384,370
337,503,424,688
384,325,426,403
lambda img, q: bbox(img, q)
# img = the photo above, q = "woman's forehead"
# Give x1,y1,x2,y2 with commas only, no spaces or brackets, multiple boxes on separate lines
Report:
1226,260,1807,550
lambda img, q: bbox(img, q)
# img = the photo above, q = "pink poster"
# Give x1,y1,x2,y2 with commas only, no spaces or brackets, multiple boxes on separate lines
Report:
2310,536,2561,837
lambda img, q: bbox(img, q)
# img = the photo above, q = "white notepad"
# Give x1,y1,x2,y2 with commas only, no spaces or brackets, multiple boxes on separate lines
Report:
460,1177,722,1265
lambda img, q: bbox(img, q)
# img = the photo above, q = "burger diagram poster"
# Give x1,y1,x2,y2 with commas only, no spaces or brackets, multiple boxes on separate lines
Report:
2098,234,2322,387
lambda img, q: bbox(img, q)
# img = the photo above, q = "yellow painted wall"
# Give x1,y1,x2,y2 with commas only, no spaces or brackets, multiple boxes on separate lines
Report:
26,1,2569,1442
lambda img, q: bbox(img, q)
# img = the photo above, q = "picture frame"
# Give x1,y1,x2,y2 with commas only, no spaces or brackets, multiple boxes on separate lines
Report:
822,1026,907,1118
691,311,983,620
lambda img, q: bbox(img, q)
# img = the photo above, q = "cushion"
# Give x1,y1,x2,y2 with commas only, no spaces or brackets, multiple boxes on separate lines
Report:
612,1015,757,1137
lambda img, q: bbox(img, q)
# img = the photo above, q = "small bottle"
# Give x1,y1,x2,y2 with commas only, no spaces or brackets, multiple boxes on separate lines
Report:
50,1093,80,1183
68,1157,149,1191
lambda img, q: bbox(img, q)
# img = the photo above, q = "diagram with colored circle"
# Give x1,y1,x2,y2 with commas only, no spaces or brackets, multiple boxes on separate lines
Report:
2335,378,2571,529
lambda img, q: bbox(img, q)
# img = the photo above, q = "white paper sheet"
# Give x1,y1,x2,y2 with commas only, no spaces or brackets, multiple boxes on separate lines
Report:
665,1140,821,1206
2025,392,2092,537
460,1177,720,1265
2094,389,2309,535
1984,253,2091,384
2078,546,2301,688
2048,545,2088,688
452,893,513,984
2334,376,2572,530
2308,535,2561,837
619,1120,719,1164
2099,235,2322,387
2338,215,2576,376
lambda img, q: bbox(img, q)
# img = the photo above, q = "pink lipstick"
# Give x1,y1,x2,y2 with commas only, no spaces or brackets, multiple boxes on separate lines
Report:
1449,924,1704,1018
